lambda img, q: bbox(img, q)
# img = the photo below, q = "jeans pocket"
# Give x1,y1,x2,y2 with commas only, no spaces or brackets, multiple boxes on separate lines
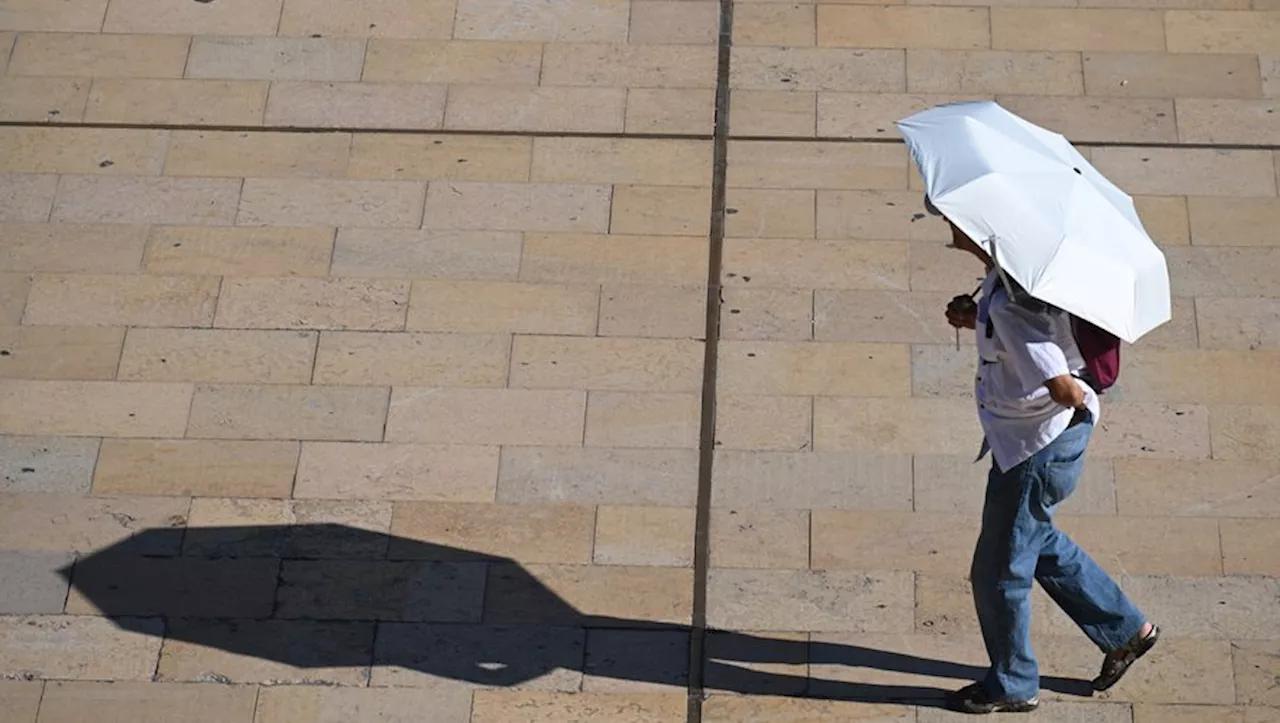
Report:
1040,455,1085,511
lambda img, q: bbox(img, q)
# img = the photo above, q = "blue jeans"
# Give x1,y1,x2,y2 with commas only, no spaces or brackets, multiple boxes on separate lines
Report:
971,413,1146,701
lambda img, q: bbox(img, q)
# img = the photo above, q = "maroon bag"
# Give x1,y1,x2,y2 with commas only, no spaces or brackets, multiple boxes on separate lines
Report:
1071,316,1121,393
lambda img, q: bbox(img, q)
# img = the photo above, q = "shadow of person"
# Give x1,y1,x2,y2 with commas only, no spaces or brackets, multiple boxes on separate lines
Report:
60,523,1093,705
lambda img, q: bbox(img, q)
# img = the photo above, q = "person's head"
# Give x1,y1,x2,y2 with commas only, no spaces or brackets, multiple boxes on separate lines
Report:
925,195,992,269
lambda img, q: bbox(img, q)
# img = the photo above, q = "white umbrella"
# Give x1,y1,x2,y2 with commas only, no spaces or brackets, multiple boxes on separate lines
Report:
896,100,1170,344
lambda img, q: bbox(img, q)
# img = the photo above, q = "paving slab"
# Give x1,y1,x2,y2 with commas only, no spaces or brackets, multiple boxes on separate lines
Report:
1,0,1279,719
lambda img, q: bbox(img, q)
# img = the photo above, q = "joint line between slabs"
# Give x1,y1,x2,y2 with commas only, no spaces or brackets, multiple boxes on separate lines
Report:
1,121,1275,152
687,0,734,721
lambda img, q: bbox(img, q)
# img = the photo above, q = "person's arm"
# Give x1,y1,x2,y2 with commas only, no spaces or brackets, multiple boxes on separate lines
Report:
989,299,1086,410
1044,374,1086,410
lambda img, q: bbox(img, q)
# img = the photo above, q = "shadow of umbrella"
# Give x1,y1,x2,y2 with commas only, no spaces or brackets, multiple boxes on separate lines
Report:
60,524,1094,704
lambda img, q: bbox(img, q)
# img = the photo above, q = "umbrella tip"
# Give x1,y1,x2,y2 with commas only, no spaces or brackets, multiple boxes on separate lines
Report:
923,195,942,217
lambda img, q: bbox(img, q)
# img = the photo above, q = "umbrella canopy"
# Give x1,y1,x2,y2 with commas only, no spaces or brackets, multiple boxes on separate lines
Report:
896,100,1171,343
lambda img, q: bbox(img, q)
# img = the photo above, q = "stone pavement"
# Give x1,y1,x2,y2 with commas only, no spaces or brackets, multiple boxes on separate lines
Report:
0,0,1278,721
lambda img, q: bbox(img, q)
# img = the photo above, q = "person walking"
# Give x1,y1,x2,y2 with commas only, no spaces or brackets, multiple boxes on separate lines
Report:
937,206,1159,715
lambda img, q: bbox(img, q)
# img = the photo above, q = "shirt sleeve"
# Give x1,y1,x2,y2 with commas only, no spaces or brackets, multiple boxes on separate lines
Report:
988,295,1071,392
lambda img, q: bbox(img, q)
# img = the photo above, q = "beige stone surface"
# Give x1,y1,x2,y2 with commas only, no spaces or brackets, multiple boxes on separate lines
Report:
349,134,532,182
104,0,282,34
53,175,241,225
255,686,472,723
0,616,165,681
1235,641,1280,707
811,509,976,574
716,394,812,450
703,697,914,722
156,620,374,685
1,3,1278,717
186,37,366,82
0,493,188,552
1177,99,1280,145
454,0,630,41
278,0,455,38
815,397,981,454
732,47,907,93
1211,405,1280,459
408,280,598,335
471,692,685,723
36,682,258,723
598,283,705,339
94,439,298,498
486,563,693,624
86,79,268,125
625,88,715,134
720,287,813,341
497,446,698,506
446,86,627,133
1,223,148,273
0,273,32,325
510,336,703,392
585,392,700,448
718,341,908,396
215,277,410,331
264,82,447,129
997,96,1177,144
364,40,542,85
0,436,99,494
0,681,41,723
1221,519,1280,576
23,273,218,328
118,328,317,384
144,226,333,277
7,32,190,78
333,229,522,281
238,179,426,228
729,141,906,190
1166,10,1280,53
187,384,389,441
424,181,611,233
819,6,990,49
731,90,817,136
0,380,193,438
593,505,694,566
992,9,1166,51
313,331,508,387
519,234,706,286
707,569,914,632
385,387,586,445
1083,53,1263,99
0,78,90,123
629,1,718,45
0,175,59,222
0,127,166,176
0,0,109,32
908,50,1085,94
390,501,595,563
713,451,912,510
710,508,810,568
612,185,712,236
1188,197,1280,247
294,442,497,502
1093,148,1277,198
0,325,123,380
164,131,351,179
723,239,908,289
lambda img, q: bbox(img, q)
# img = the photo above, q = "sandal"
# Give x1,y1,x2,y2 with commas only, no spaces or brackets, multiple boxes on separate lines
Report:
1092,624,1160,692
947,682,1040,715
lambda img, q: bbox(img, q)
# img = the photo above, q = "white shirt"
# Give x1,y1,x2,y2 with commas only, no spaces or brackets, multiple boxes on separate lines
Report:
974,270,1101,473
